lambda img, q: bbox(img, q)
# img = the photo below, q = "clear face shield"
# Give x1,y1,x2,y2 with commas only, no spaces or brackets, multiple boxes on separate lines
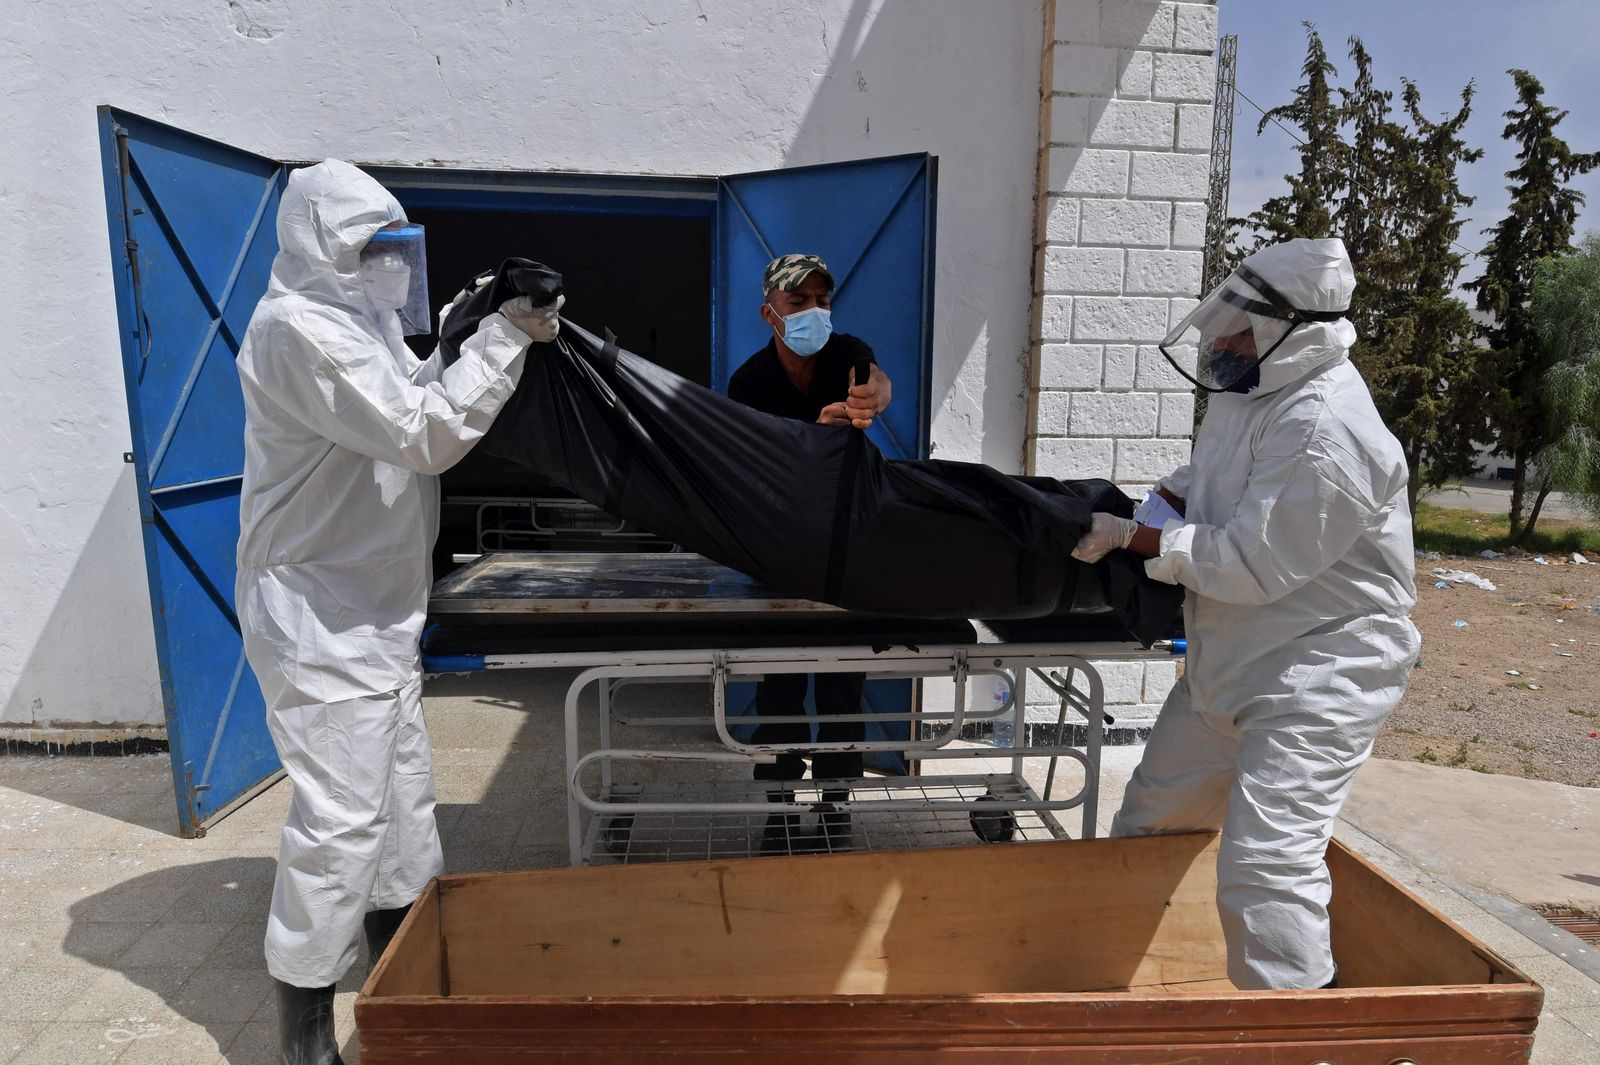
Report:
1158,263,1342,393
360,223,430,334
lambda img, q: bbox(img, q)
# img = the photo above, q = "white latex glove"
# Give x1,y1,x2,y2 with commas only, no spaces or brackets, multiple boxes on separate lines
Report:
1070,513,1138,564
499,293,565,343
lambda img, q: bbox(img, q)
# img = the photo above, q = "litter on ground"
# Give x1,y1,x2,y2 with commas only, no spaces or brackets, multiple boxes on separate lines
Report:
1433,568,1497,591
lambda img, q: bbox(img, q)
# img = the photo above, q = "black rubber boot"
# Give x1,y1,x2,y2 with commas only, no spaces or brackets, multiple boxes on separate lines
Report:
364,904,412,975
275,979,343,1065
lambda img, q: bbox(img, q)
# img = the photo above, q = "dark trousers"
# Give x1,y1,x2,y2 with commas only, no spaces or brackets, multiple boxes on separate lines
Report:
751,672,866,782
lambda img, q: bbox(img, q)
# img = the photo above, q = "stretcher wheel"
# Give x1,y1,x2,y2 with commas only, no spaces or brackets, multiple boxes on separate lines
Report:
600,814,634,854
969,800,1016,843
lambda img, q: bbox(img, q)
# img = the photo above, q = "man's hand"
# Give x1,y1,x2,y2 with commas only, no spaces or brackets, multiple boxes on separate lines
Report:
500,294,565,343
842,364,893,429
1070,513,1139,563
1156,485,1186,517
817,401,854,427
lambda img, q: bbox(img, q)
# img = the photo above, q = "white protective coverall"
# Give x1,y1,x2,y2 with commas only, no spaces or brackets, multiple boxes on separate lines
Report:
1111,238,1421,990
235,160,532,988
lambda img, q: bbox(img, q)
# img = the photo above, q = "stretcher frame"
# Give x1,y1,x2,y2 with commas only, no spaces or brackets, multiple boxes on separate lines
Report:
425,553,1169,866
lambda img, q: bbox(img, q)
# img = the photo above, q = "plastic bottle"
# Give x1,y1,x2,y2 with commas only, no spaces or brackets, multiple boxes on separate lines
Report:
991,682,1014,749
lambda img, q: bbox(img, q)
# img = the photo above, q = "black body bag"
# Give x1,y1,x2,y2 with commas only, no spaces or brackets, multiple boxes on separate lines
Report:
439,260,1184,646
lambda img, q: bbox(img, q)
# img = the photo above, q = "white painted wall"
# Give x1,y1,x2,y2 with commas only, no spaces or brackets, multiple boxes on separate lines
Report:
1,0,1045,729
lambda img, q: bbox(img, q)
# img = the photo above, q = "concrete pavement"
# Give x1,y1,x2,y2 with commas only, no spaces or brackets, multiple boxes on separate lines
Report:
0,669,1596,1062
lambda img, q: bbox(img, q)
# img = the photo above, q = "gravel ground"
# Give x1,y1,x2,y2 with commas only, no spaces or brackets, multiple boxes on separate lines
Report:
1376,549,1600,788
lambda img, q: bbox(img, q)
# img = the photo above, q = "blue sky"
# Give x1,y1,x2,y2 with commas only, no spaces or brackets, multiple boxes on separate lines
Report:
1219,0,1600,285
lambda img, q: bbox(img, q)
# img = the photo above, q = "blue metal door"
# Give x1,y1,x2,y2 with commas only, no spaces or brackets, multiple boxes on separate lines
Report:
714,155,938,773
713,153,936,459
98,107,285,836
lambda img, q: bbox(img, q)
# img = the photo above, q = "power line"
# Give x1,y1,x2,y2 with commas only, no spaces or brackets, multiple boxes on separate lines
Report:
1232,85,1486,261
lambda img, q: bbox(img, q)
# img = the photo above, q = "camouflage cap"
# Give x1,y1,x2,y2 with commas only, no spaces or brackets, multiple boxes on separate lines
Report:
763,254,835,295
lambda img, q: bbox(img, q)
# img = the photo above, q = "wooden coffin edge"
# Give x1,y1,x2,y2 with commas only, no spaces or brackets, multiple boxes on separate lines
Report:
1326,837,1538,989
356,838,1546,1052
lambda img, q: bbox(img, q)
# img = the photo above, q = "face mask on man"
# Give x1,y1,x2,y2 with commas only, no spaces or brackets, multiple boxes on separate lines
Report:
360,249,412,312
776,306,832,357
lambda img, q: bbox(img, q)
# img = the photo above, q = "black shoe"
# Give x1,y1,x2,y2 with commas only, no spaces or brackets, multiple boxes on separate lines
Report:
275,979,343,1065
363,904,412,975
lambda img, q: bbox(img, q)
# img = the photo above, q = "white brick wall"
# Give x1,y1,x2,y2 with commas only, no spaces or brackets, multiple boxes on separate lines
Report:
1071,392,1159,437
1089,99,1176,148
1081,199,1170,246
1029,1,1214,487
1019,658,1180,725
1172,201,1207,248
1044,247,1124,294
1026,1,1215,725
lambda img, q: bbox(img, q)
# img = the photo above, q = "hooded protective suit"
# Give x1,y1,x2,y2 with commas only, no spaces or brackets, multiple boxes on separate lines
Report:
235,160,532,988
1111,238,1421,990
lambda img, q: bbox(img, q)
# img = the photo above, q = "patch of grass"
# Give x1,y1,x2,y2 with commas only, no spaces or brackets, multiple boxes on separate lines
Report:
1389,725,1421,735
1508,681,1540,691
1448,701,1478,713
1415,747,1439,764
1513,739,1535,752
1413,502,1600,555
1471,764,1493,774
1446,741,1471,767
1470,733,1482,744
1568,708,1599,719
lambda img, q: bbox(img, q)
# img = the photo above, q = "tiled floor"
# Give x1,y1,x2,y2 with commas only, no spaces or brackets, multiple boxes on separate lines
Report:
1,667,1596,1062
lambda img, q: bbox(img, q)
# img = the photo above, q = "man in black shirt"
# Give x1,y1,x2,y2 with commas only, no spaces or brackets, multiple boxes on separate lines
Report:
728,254,893,853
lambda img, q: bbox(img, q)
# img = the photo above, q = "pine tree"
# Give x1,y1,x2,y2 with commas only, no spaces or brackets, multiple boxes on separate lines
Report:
1333,39,1483,511
1464,69,1600,539
1231,34,1488,512
1389,78,1486,508
1338,38,1409,399
1239,23,1344,245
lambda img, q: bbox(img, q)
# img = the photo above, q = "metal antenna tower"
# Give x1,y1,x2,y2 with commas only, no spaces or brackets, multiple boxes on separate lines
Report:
1202,34,1239,291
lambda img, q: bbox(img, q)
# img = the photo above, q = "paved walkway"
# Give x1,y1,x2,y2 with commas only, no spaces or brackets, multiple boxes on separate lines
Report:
0,669,1595,1062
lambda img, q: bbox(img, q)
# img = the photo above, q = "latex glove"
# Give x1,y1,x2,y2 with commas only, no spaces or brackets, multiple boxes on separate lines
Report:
1070,513,1138,564
499,293,565,343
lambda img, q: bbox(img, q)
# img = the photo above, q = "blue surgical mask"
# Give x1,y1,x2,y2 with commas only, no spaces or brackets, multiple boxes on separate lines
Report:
778,306,832,357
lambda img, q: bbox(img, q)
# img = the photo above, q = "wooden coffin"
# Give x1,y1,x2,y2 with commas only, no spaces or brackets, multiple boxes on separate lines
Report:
357,833,1542,1063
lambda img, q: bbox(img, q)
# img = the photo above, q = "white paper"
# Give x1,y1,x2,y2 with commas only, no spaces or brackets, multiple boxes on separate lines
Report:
1132,489,1184,529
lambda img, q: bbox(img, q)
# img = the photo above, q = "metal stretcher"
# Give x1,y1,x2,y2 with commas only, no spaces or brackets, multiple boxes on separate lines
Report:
424,552,1169,866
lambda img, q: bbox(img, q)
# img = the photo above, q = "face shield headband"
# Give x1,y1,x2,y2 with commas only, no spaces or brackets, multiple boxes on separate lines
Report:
360,224,431,335
1158,262,1348,393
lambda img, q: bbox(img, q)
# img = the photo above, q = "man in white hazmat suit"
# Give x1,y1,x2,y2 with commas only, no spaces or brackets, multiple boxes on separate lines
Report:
234,159,559,1065
1071,237,1421,990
